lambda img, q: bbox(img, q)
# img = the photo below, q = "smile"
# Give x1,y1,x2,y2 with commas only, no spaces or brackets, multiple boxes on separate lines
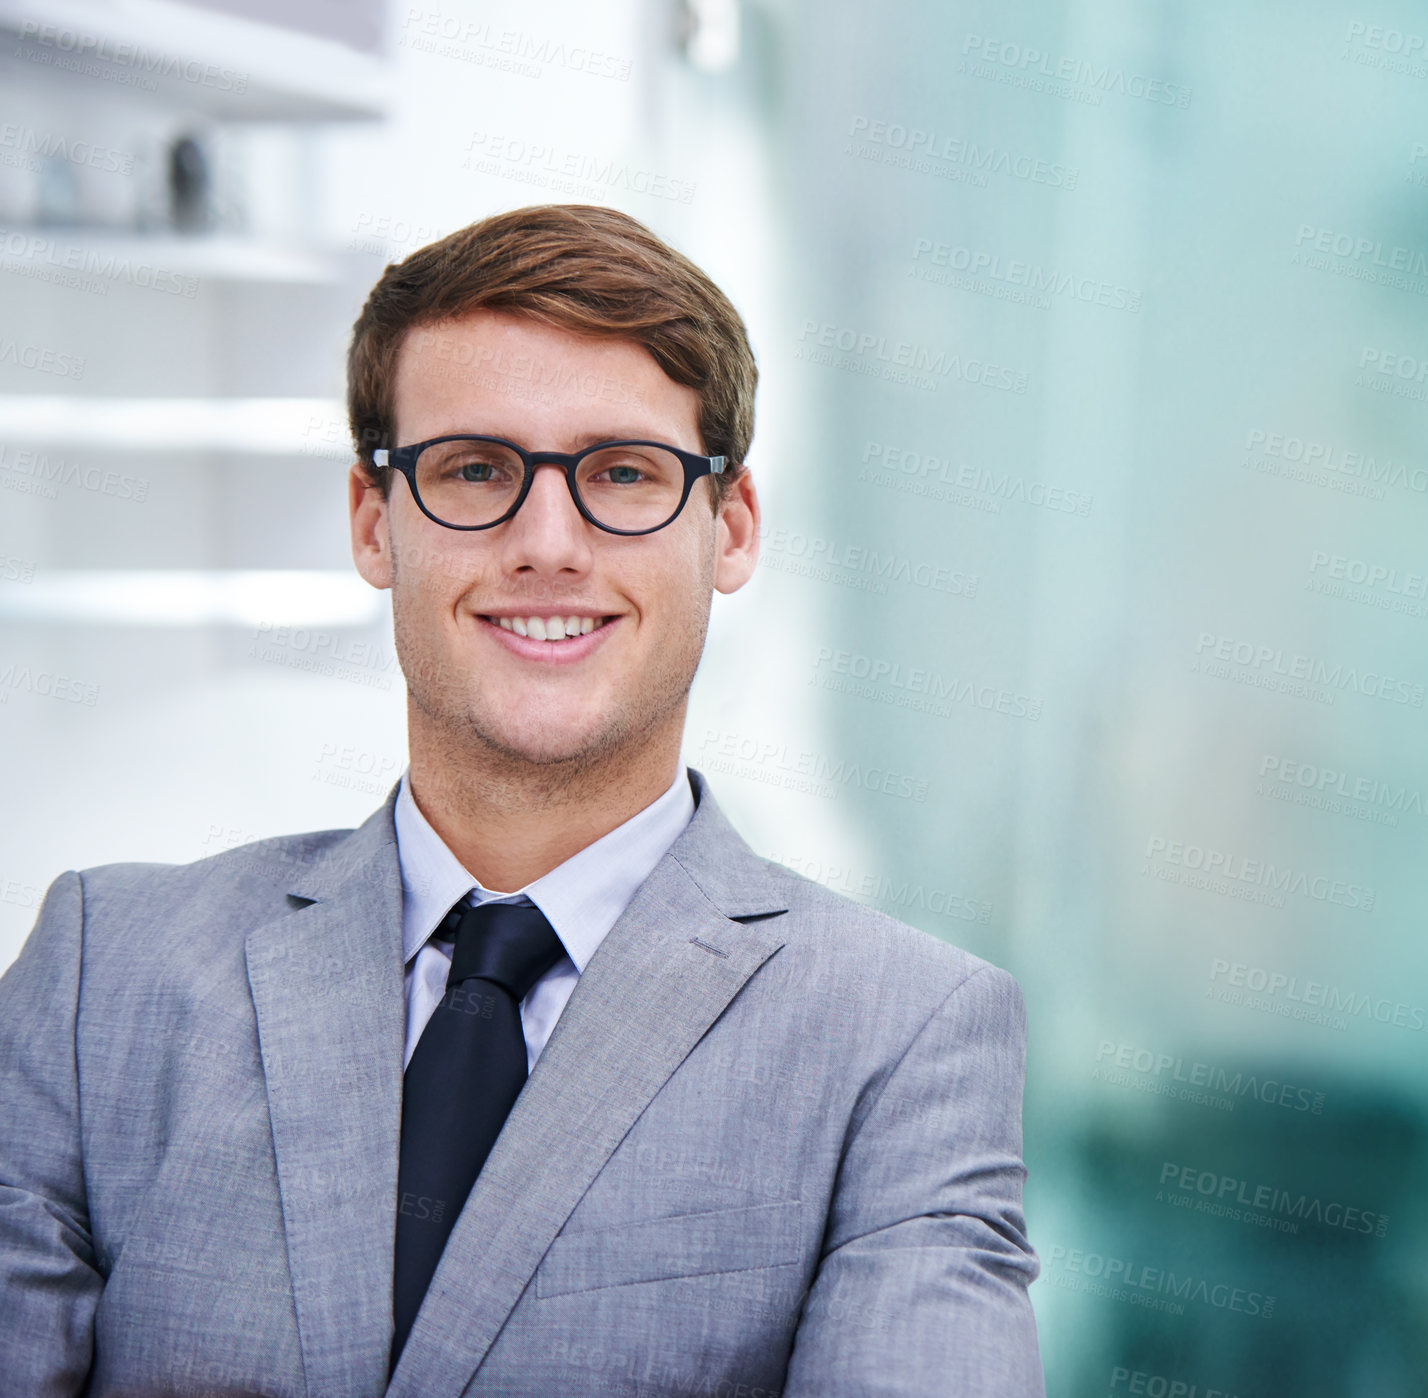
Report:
483,614,611,642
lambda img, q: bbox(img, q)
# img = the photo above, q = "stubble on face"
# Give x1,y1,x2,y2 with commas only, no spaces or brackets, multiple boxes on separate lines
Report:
388,522,718,806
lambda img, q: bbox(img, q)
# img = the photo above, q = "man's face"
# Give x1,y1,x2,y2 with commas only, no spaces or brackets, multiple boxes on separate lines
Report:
350,310,759,775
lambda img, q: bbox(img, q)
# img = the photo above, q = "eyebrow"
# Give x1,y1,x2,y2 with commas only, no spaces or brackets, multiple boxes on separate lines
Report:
463,429,683,450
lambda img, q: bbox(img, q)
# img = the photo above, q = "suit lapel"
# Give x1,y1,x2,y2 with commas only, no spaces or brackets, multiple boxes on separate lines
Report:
387,775,790,1398
245,791,406,1398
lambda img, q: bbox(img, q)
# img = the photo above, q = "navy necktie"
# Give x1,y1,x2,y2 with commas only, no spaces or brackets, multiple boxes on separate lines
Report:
390,898,565,1371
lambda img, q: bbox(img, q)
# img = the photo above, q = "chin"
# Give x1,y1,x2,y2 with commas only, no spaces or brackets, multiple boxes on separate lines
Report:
470,712,627,770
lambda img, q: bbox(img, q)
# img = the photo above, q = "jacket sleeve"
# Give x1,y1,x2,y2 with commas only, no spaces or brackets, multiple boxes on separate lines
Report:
782,963,1044,1397
0,871,101,1396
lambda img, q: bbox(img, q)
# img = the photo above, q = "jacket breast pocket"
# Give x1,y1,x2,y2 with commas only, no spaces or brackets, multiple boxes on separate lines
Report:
535,1199,803,1300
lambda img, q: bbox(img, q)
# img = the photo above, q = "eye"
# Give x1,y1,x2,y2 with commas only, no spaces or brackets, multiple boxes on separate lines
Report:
585,451,662,485
438,449,519,486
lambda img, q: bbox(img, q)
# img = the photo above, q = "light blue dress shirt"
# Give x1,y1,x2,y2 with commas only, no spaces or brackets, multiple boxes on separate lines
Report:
393,764,695,1073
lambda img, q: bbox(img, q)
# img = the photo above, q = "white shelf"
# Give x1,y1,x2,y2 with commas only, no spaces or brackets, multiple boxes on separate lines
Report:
0,396,349,454
0,229,349,283
0,569,383,626
0,0,388,121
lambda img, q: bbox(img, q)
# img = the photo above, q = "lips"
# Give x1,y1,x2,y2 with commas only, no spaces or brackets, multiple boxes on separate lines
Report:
476,611,620,662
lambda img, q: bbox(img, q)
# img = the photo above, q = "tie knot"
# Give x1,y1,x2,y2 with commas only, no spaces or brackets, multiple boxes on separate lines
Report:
445,899,565,1002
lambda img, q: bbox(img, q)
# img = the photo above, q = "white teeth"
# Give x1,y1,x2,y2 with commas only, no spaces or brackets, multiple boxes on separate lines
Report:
494,615,607,641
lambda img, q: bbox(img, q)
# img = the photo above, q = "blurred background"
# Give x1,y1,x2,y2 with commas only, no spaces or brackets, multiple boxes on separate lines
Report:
3,0,1427,1392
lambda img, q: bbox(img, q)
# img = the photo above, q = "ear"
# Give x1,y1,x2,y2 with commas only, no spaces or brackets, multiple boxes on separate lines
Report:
713,468,760,595
349,464,393,590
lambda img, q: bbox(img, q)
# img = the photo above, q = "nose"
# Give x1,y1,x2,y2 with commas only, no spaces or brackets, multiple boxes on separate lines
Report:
498,463,593,578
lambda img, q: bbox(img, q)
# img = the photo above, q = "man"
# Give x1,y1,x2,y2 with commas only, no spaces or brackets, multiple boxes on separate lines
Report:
0,204,1044,1396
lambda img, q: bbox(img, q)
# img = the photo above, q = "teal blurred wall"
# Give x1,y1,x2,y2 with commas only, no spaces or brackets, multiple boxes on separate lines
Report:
738,2,1428,1393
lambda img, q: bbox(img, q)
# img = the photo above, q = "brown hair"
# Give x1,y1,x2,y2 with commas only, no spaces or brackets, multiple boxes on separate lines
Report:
346,203,756,505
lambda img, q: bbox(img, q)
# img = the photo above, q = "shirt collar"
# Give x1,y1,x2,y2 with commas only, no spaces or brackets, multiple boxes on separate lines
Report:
393,764,695,972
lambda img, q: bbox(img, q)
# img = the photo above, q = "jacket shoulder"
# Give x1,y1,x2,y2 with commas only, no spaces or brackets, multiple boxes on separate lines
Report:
75,823,356,898
40,824,364,962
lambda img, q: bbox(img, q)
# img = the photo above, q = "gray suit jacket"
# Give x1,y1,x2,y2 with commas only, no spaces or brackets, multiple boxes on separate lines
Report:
0,769,1043,1397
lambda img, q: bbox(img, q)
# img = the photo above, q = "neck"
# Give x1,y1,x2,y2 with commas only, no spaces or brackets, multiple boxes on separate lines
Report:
404,712,685,892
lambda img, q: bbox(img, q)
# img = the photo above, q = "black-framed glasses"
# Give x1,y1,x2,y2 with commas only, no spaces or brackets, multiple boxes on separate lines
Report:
371,434,727,536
